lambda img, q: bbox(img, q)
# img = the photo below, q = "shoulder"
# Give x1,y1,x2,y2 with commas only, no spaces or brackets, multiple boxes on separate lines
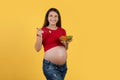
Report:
58,27,66,35
58,27,66,31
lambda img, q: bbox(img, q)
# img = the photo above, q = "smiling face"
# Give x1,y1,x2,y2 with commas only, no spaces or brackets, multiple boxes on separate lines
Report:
43,8,61,27
48,11,59,26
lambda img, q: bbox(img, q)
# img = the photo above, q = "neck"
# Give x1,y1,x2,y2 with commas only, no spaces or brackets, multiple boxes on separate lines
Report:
47,25,58,30
48,24,57,28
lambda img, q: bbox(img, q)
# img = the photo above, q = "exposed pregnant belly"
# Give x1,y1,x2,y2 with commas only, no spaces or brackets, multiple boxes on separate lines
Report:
44,46,67,65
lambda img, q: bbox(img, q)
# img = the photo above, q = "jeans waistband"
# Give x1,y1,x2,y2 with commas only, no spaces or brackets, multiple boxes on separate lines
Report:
43,59,66,67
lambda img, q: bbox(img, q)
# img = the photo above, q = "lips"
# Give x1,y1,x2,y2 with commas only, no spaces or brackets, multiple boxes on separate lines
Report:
50,20,57,23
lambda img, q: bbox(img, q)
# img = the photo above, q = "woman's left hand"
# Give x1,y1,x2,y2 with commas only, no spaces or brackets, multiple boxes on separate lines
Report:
61,41,68,50
61,41,67,46
66,39,72,44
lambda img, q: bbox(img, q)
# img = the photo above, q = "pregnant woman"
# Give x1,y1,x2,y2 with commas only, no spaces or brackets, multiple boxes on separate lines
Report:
34,8,71,80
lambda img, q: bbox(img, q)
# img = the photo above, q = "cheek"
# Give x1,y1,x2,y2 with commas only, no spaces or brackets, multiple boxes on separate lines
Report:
48,17,51,22
56,18,59,21
48,17,50,20
55,17,59,22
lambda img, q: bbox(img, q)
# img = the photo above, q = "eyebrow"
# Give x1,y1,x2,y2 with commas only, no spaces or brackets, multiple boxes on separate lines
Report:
49,14,58,16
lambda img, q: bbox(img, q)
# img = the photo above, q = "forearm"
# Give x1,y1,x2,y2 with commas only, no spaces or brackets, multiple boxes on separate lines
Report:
34,37,42,52
62,41,69,50
65,44,68,50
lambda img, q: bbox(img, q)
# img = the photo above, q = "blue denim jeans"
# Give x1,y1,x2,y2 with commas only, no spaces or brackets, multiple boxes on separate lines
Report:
43,59,67,80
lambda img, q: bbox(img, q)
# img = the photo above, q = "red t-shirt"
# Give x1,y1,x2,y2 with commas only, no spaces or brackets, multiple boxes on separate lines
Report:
41,27,66,52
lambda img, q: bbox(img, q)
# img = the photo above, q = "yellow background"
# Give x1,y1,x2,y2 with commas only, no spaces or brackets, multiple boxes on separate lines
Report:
0,0,120,80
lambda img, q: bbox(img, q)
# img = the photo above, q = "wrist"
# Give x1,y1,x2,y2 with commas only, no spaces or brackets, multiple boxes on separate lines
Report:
37,36,42,40
36,34,41,37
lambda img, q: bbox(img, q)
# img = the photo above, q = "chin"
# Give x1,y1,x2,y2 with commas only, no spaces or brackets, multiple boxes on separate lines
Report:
51,23,55,24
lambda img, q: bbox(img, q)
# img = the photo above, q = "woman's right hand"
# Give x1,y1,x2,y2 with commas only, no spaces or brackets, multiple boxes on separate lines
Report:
36,28,44,37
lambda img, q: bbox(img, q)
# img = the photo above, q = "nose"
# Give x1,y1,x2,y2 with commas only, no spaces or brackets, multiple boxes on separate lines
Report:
51,17,56,20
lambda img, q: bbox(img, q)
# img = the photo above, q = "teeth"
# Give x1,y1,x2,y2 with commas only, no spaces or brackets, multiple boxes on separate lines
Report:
51,21,56,22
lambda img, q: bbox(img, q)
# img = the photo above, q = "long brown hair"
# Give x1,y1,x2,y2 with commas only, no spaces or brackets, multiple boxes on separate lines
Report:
42,8,61,27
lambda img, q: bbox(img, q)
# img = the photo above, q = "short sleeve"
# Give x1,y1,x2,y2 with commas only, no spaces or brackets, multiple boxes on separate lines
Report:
62,28,66,36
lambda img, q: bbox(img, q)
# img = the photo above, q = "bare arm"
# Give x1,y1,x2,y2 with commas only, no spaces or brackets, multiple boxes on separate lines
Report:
34,36,42,52
61,41,69,50
34,29,43,52
61,38,72,50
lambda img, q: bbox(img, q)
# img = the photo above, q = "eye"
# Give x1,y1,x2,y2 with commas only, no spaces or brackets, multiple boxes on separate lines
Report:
55,15,58,17
49,14,53,17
